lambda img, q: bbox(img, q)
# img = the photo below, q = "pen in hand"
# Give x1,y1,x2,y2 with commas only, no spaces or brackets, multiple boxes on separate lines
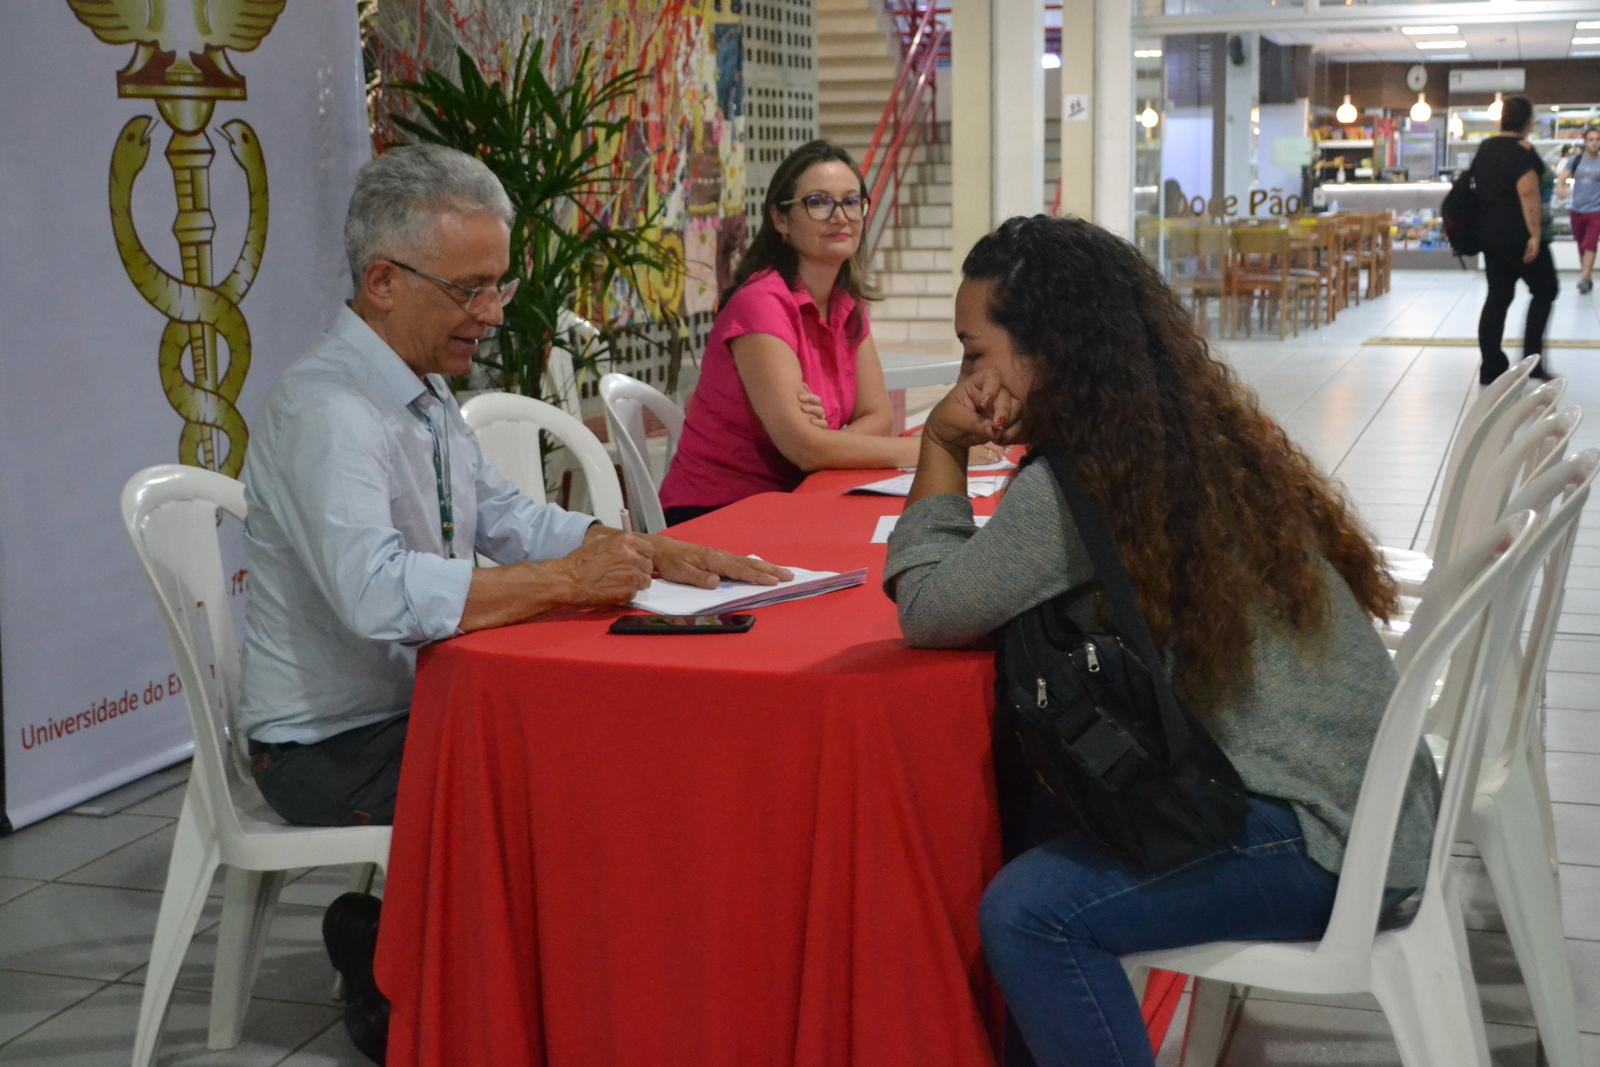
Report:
618,507,634,535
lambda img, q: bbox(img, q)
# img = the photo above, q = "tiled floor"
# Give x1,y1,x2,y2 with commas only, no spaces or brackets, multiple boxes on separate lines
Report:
3,269,1600,1065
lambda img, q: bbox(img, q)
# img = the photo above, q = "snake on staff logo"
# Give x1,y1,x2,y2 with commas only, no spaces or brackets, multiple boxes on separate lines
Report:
69,0,284,477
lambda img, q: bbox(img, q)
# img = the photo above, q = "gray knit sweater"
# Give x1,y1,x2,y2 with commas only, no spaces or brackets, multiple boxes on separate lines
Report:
883,461,1440,889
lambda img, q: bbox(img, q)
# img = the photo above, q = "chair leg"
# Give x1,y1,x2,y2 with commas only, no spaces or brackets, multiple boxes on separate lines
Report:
1177,978,1238,1067
132,798,221,1067
1473,765,1584,1067
1371,898,1492,1067
208,867,286,1049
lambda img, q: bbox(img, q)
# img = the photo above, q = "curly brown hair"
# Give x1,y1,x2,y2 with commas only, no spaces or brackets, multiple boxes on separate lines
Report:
964,215,1397,709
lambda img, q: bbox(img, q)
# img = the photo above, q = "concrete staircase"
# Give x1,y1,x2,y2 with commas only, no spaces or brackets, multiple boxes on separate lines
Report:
816,0,952,351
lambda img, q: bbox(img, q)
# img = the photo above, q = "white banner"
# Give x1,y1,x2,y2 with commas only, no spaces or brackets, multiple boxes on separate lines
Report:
0,3,368,830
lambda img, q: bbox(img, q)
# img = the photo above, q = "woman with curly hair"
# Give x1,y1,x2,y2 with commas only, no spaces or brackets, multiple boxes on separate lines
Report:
883,215,1440,1067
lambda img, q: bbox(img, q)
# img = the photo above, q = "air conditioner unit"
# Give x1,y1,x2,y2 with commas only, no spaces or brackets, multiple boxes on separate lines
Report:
1448,69,1526,92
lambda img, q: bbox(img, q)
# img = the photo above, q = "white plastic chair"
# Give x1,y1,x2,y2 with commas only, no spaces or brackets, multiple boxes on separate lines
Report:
1383,405,1580,650
122,466,392,1066
599,372,686,534
461,391,625,529
1442,449,1599,1067
541,308,605,514
1382,369,1558,588
1130,510,1537,1067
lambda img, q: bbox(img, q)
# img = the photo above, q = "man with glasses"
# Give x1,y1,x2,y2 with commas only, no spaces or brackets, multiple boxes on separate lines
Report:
237,145,787,1063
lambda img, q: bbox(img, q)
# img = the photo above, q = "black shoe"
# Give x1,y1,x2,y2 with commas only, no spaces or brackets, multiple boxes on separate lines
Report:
323,892,389,1065
1479,359,1510,386
1529,358,1554,381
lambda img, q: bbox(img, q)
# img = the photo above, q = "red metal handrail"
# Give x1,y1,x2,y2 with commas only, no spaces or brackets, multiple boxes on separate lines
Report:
861,2,946,265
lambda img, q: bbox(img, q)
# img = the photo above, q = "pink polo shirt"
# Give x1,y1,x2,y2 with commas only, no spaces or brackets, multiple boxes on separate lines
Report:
660,268,866,510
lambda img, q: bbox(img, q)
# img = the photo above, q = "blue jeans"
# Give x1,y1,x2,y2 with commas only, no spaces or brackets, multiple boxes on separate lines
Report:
981,795,1384,1067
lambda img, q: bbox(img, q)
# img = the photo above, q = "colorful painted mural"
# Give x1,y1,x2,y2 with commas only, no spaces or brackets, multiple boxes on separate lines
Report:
363,0,750,324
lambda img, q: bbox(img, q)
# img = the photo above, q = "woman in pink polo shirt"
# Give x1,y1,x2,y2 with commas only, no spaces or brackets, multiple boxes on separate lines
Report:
659,140,998,524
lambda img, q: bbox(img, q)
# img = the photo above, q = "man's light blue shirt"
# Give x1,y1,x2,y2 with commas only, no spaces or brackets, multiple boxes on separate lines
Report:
238,306,596,744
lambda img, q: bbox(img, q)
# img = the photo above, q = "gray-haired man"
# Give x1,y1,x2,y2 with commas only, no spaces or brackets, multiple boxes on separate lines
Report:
237,145,786,1062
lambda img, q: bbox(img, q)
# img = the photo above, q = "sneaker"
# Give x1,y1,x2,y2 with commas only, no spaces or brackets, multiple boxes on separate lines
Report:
1579,277,1594,295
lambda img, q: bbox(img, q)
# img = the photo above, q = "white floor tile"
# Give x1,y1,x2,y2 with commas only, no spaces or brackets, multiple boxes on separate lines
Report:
0,981,337,1066
0,882,218,982
274,1019,371,1067
0,877,43,908
56,824,219,897
1549,753,1600,806
0,815,171,882
0,970,105,1046
121,901,336,1007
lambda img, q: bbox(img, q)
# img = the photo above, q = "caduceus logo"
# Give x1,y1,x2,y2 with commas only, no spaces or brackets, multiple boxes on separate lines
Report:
68,0,282,476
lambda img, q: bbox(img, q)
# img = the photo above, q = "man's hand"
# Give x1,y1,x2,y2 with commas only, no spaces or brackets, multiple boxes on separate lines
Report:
555,533,655,606
650,537,793,590
1524,236,1541,264
923,367,1023,457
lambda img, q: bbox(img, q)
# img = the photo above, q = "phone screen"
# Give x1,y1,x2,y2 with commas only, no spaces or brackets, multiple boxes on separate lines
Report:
608,613,756,635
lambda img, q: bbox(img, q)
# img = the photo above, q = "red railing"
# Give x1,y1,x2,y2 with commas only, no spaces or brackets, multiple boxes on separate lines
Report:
861,1,948,264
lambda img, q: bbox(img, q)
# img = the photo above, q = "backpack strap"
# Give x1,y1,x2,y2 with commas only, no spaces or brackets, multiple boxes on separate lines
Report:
1039,446,1195,756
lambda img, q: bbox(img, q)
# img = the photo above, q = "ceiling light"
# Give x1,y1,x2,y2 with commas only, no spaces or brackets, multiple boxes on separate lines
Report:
1138,103,1160,129
1134,49,1163,58
1415,40,1467,49
1426,54,1471,60
1579,21,1600,29
1041,53,1062,69
1401,25,1459,35
1571,51,1600,57
1573,36,1600,45
1449,113,1466,138
1336,95,1359,123
1410,93,1433,123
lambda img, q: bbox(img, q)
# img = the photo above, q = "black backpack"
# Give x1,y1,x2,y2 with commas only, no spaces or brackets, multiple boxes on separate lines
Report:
1441,166,1481,257
992,449,1249,873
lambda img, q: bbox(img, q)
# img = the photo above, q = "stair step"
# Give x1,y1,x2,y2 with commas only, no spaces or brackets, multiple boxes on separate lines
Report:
876,270,955,296
815,12,884,35
818,60,900,82
874,247,953,272
817,37,899,61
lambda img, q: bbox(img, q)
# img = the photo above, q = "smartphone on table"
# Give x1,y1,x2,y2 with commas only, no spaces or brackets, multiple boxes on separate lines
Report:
608,613,756,635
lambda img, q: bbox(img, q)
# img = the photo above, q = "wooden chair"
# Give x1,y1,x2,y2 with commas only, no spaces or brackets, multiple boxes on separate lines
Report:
1335,217,1366,310
1164,222,1231,336
1289,218,1343,327
1228,225,1310,340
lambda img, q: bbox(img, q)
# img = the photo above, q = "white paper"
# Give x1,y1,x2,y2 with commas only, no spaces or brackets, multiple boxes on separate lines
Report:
900,457,1016,474
630,565,868,615
871,514,991,544
848,474,1007,498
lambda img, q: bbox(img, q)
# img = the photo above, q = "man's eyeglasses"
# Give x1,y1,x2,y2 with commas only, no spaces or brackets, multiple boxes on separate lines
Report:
390,260,519,313
778,192,870,223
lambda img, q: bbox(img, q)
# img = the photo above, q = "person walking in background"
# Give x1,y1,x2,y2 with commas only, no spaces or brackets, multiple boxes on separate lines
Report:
1473,95,1558,384
1561,126,1600,295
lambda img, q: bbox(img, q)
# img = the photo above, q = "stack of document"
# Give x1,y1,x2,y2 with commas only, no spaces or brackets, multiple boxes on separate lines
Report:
871,514,991,543
631,565,868,615
847,473,1008,498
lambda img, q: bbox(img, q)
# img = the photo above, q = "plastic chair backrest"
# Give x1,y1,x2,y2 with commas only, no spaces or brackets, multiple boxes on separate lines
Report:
1427,356,1542,559
121,465,251,840
545,308,602,421
1442,406,1581,568
599,372,685,534
461,391,625,528
1319,510,1533,956
1490,449,1600,766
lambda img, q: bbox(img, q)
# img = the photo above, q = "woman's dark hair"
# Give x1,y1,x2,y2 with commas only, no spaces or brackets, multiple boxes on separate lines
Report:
962,215,1397,709
719,140,876,338
1501,95,1534,133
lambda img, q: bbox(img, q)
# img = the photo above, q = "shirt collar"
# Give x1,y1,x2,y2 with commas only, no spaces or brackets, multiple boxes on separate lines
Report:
784,275,856,330
329,304,436,410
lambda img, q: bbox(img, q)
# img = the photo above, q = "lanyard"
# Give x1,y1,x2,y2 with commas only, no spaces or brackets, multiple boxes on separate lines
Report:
415,381,455,559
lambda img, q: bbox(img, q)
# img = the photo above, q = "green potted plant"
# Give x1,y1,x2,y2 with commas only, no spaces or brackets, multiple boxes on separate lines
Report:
389,39,682,403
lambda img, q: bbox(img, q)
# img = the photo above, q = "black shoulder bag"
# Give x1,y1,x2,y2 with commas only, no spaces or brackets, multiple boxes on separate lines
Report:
993,448,1249,873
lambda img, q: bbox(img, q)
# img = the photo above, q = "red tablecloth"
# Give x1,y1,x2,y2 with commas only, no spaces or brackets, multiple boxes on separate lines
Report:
375,485,1006,1067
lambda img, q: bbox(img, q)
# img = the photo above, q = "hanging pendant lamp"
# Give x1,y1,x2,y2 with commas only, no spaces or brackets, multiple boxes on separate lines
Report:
1487,91,1504,121
1410,92,1432,123
1335,60,1358,123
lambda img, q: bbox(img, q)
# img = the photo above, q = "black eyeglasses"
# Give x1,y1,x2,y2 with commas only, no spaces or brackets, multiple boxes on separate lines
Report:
389,260,519,313
778,192,870,222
